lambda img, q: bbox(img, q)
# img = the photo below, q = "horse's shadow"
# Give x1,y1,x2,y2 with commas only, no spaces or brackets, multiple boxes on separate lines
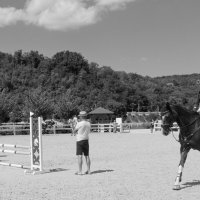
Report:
181,180,200,189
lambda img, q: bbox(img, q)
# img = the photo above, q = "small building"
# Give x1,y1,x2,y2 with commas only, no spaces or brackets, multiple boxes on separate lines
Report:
89,107,114,124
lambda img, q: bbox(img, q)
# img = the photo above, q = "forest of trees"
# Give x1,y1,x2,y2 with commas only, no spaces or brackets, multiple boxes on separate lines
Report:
0,49,200,123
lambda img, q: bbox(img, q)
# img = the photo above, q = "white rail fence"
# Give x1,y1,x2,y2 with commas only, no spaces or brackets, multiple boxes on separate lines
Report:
0,122,132,135
91,123,131,133
0,123,72,135
153,122,179,133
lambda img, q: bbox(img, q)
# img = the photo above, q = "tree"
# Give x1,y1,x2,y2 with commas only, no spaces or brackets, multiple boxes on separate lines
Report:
0,93,10,123
0,49,199,123
54,94,79,119
23,88,54,119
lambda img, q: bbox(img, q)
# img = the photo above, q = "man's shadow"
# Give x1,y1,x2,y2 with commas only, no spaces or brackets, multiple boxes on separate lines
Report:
181,180,200,189
45,169,114,174
91,169,114,174
49,168,69,173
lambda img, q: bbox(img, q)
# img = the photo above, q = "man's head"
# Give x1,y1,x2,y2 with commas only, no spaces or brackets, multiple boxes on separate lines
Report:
78,111,87,120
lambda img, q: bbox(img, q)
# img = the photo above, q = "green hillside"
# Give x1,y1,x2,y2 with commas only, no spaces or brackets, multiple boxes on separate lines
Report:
0,50,199,122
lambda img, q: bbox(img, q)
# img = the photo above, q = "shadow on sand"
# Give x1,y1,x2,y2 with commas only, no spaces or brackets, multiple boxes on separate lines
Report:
91,169,114,174
181,180,200,189
47,168,69,173
0,155,7,157
0,155,8,162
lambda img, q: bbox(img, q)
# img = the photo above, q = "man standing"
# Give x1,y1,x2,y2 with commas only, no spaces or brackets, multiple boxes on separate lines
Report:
74,111,91,175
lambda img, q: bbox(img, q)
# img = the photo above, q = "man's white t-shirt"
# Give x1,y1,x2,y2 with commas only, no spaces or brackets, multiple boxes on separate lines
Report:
75,120,91,142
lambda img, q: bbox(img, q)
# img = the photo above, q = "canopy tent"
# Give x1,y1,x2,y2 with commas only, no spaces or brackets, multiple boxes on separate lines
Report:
89,107,114,124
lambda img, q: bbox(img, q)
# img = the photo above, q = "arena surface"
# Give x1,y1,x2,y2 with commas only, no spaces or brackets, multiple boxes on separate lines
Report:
0,130,200,200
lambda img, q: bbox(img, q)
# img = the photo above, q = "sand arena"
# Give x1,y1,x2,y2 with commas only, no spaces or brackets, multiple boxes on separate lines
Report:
0,130,200,200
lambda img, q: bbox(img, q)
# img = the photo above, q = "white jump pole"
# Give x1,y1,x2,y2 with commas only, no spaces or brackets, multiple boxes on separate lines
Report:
25,113,44,174
0,162,30,169
39,117,43,172
34,117,43,172
0,149,30,155
0,113,45,174
0,144,31,168
29,114,33,171
0,144,30,149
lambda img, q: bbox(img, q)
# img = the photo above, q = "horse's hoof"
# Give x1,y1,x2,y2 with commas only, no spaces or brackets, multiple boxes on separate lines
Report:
173,185,181,190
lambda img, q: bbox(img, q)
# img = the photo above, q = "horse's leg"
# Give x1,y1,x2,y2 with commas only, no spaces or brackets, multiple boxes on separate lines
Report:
173,146,190,190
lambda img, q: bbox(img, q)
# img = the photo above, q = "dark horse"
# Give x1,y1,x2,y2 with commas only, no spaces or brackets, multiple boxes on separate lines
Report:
162,102,200,190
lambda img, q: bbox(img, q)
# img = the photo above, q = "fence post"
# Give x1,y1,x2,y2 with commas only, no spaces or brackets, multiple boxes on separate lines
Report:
53,125,56,135
120,123,123,133
13,124,16,135
102,124,104,133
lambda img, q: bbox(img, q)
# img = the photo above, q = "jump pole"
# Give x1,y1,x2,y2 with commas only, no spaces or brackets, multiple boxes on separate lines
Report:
0,144,31,169
24,113,44,175
0,149,30,155
0,144,29,149
0,162,29,169
0,113,45,174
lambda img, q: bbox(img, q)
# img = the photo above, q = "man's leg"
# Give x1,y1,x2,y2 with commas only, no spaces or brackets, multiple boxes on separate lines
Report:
85,156,91,174
77,155,83,174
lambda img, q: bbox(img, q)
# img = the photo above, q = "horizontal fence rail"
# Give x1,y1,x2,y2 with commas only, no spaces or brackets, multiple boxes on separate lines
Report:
153,122,179,133
0,122,134,135
0,123,72,135
91,123,131,133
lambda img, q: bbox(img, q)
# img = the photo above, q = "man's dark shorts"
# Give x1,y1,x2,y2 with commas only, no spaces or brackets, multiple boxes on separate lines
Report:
76,140,89,156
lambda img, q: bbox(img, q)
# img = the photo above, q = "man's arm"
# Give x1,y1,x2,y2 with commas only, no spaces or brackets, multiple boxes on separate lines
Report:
73,127,78,135
73,123,80,135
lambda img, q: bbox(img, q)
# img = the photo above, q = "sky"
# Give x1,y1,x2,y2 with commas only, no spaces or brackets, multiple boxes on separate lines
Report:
0,0,200,77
